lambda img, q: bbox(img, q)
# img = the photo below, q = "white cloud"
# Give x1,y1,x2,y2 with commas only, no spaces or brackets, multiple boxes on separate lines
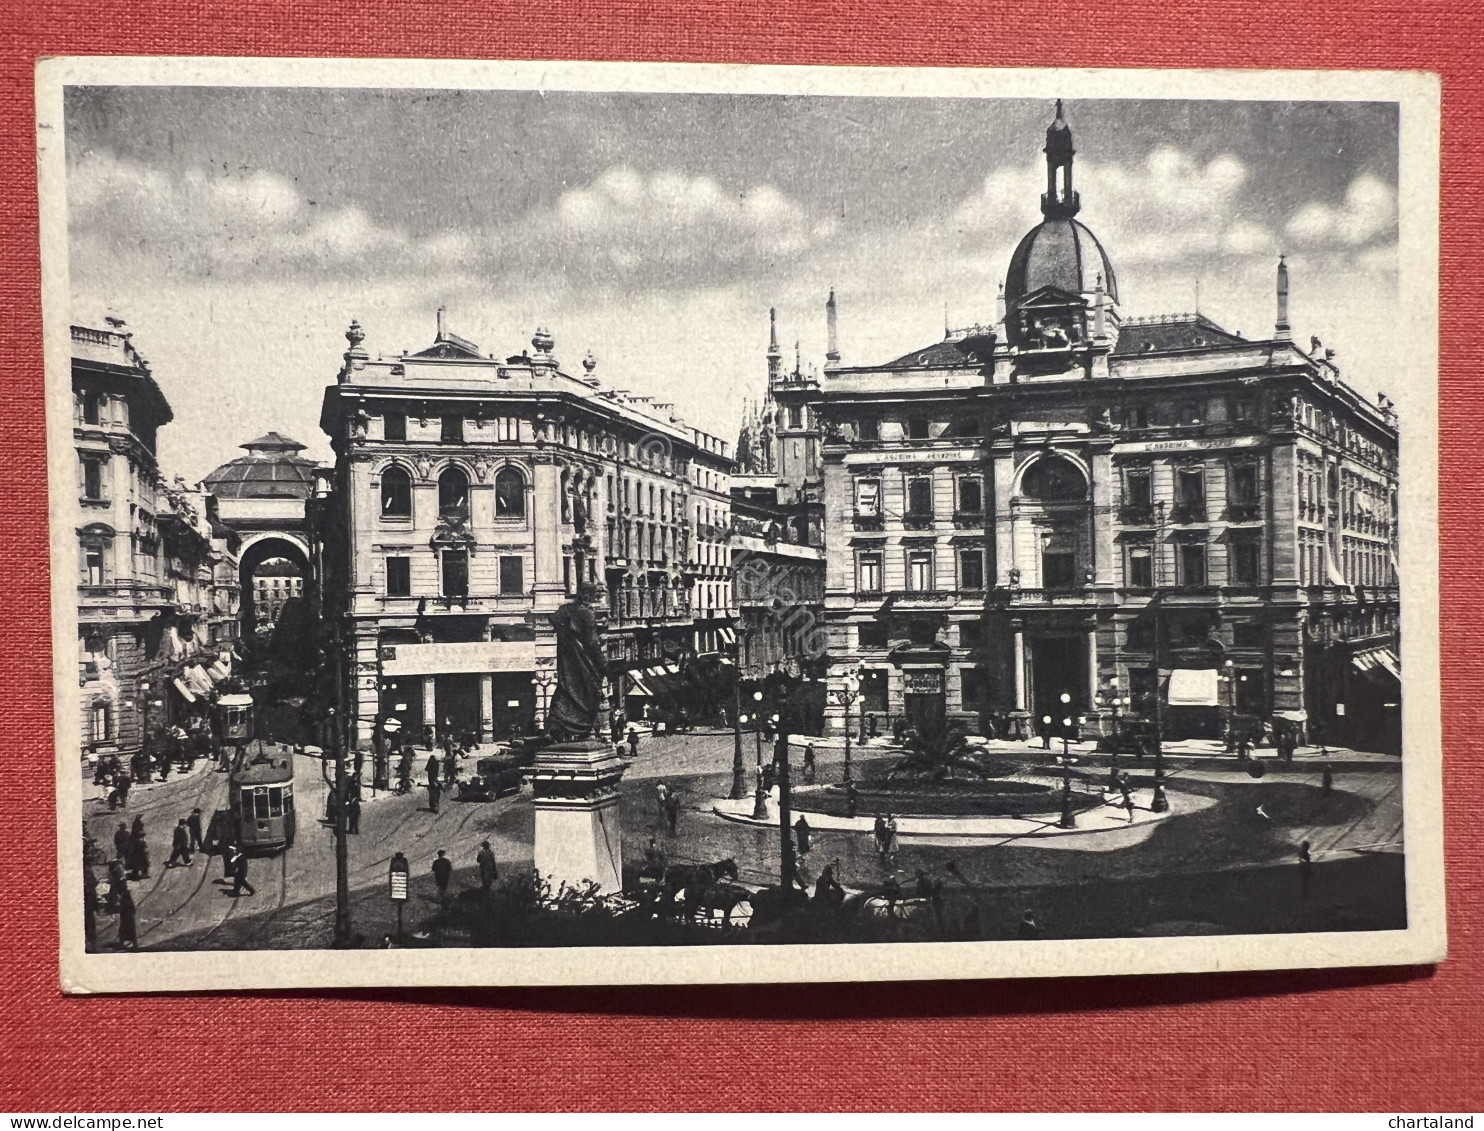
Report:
1285,174,1396,247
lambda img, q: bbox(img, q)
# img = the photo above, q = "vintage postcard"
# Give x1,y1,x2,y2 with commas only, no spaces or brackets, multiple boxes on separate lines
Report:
38,58,1444,992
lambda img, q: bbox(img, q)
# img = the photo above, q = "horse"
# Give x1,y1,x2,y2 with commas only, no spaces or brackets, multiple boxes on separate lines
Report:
651,858,740,922
683,879,754,927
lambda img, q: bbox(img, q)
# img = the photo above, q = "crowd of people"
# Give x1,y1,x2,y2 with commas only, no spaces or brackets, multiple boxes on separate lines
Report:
91,719,220,811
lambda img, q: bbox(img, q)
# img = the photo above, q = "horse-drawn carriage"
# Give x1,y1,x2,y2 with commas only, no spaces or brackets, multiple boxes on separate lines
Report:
627,858,754,928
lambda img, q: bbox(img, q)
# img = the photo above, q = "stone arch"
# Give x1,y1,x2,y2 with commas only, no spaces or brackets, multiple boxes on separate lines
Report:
236,532,311,640
1015,451,1091,501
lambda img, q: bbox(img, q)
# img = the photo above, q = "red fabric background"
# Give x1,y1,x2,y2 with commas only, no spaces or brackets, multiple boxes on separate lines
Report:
2,0,1480,1112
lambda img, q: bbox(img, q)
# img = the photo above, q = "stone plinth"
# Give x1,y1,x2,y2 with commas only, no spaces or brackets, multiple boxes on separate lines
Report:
531,740,627,896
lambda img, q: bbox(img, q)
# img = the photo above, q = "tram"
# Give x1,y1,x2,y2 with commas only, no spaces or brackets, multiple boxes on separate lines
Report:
228,751,296,853
208,692,296,854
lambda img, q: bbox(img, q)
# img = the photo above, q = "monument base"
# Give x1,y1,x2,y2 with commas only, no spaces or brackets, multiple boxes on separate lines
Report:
531,739,627,897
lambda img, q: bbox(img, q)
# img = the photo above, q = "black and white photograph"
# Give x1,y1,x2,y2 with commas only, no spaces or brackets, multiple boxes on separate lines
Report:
39,59,1443,991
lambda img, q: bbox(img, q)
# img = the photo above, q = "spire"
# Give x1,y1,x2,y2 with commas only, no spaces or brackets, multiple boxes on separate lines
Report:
436,305,447,340
794,339,802,378
825,288,841,368
1275,254,1292,341
1041,99,1080,219
767,306,782,388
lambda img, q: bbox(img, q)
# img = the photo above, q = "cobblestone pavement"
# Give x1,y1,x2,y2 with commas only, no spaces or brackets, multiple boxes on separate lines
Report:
81,729,1406,949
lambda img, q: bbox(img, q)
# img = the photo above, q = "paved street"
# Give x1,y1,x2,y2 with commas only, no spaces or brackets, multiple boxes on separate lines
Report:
84,730,1406,950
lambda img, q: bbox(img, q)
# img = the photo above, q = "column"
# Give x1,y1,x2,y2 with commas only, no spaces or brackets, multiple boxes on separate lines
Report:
1090,448,1115,586
1086,625,1099,707
531,456,564,612
422,675,437,746
479,673,494,743
1013,629,1027,710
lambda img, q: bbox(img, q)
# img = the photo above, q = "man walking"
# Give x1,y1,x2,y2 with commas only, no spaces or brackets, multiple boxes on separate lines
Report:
627,727,640,760
431,849,453,904
476,840,497,892
794,813,812,857
229,846,255,897
113,821,131,865
425,754,440,790
654,780,669,819
186,807,204,853
427,775,442,815
346,794,361,835
803,743,817,784
664,791,680,836
167,819,192,868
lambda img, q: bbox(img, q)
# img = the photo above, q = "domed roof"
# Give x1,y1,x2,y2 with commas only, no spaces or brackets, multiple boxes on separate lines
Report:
1005,217,1119,309
202,432,318,500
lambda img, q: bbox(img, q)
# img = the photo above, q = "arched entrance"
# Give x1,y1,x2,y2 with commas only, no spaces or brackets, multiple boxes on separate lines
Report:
236,533,311,647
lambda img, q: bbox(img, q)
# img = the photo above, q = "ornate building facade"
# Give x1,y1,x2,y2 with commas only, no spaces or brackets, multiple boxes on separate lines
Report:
315,311,734,748
72,323,239,761
776,104,1401,751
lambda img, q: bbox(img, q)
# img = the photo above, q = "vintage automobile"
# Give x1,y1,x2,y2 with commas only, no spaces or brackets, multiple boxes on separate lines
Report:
456,753,526,801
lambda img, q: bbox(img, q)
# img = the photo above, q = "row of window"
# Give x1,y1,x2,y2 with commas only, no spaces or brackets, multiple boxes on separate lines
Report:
384,551,523,599
851,538,1263,594
379,465,526,520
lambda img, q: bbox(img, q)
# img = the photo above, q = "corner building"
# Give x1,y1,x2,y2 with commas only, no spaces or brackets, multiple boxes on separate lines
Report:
316,314,733,749
783,104,1401,750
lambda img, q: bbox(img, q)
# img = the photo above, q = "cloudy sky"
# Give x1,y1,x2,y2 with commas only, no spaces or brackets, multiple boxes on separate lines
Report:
65,87,1400,484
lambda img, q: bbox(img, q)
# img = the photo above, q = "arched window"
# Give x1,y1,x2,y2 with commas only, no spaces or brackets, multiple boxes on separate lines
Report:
494,466,526,519
1021,456,1087,501
380,465,412,517
438,467,470,517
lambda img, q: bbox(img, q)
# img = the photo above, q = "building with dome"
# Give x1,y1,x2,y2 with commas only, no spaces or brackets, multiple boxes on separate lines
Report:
202,431,318,635
776,102,1401,752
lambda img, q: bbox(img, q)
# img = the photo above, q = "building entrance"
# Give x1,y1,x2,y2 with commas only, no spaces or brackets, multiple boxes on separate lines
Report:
1030,635,1086,733
489,672,535,741
902,668,946,734
434,673,482,742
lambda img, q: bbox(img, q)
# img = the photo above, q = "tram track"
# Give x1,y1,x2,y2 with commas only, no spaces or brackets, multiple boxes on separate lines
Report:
237,851,291,949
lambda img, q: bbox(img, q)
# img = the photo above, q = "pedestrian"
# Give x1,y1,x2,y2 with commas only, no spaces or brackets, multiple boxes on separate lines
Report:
443,747,459,789
885,814,899,862
665,791,680,836
655,780,669,817
346,794,361,835
1298,839,1313,898
1018,909,1042,939
425,754,440,789
113,821,131,863
1321,763,1334,793
431,849,453,903
794,813,812,857
476,840,497,892
427,777,441,814
114,876,137,949
845,779,858,819
221,842,236,882
1117,773,1135,823
627,727,640,759
873,814,888,859
1281,729,1295,764
229,846,255,897
128,824,150,880
167,819,192,868
397,750,412,794
186,807,204,853
803,743,816,783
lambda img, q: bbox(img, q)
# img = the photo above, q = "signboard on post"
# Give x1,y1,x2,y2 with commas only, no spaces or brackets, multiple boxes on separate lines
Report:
388,852,409,901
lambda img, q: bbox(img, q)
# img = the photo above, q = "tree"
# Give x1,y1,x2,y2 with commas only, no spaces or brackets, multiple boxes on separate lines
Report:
886,716,992,782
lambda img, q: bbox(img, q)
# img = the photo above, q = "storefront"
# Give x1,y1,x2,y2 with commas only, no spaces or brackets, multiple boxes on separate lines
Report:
378,639,537,744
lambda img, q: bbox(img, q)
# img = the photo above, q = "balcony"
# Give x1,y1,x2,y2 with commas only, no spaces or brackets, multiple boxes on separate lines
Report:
1169,504,1207,524
852,511,884,532
606,589,693,625
1120,505,1155,526
1226,503,1262,523
902,512,935,531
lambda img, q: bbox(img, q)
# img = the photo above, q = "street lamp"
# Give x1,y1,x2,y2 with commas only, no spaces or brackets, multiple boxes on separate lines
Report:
1057,749,1078,829
751,690,768,819
838,670,862,786
729,664,748,801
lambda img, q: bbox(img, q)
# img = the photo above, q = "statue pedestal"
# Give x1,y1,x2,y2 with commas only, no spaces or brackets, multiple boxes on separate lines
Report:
531,740,627,896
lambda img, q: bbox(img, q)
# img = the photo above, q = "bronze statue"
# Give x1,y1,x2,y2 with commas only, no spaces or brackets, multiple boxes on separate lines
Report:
545,584,607,741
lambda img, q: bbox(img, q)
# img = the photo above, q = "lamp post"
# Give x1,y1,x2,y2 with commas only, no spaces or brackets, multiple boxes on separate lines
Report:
837,671,861,786
1057,746,1077,829
729,662,748,800
751,691,768,819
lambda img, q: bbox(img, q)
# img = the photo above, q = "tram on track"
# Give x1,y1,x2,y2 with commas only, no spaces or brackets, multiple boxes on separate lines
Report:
206,693,296,855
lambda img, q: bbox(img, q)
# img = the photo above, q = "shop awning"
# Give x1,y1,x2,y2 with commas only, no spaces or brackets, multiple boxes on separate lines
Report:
184,665,214,696
173,677,197,703
626,672,654,698
1353,646,1401,680
718,626,737,644
1167,668,1220,707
